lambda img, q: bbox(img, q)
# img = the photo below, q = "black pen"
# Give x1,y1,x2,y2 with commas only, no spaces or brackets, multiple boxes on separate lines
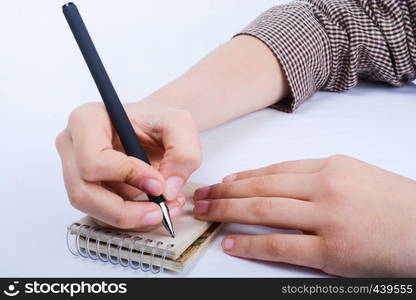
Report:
62,2,175,237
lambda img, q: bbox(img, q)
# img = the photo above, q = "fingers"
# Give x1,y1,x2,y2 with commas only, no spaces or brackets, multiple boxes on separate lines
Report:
157,110,202,200
104,182,187,207
62,156,165,229
175,192,188,207
72,177,181,229
222,234,325,270
57,130,180,230
195,174,317,201
75,182,164,229
103,182,144,200
67,104,165,196
223,158,326,182
76,149,165,195
194,197,321,231
78,182,181,229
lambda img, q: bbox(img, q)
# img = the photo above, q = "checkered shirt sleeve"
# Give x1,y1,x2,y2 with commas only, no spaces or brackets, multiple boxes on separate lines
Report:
236,0,416,112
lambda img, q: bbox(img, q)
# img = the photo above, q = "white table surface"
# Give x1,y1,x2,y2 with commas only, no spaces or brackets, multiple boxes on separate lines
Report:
1,0,415,277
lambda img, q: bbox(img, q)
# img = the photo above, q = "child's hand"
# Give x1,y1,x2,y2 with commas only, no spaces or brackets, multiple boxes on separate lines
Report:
194,155,416,277
56,101,201,231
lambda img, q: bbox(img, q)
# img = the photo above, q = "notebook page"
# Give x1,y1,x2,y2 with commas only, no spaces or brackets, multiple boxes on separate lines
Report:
72,183,212,260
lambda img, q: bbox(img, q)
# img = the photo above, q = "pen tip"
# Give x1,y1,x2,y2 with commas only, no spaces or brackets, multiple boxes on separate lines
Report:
159,202,176,238
166,221,175,238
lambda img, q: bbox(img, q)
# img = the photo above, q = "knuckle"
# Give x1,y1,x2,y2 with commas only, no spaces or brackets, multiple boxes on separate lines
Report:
124,163,140,185
266,237,282,257
216,199,231,219
326,154,350,167
321,238,349,274
68,102,102,126
78,160,101,181
234,171,248,179
112,211,129,229
252,177,269,195
252,198,273,218
207,184,221,199
68,104,87,125
318,171,342,198
268,162,285,173
241,237,254,256
67,188,85,210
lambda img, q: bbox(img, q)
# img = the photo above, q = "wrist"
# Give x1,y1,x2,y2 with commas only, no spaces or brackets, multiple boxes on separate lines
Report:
142,76,200,111
138,70,222,131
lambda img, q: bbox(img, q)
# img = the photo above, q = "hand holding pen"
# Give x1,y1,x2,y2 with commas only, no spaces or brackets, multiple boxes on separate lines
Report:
58,3,202,236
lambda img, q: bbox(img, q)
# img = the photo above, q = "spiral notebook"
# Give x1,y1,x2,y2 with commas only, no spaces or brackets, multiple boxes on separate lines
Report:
66,183,222,273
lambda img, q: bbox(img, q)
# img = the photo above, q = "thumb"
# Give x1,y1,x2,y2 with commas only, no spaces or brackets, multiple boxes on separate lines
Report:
158,111,202,200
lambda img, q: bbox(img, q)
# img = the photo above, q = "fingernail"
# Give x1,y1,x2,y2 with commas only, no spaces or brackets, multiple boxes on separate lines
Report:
223,174,237,183
195,200,210,214
143,211,162,226
177,194,187,206
194,186,210,200
223,238,234,251
164,176,184,200
142,179,163,195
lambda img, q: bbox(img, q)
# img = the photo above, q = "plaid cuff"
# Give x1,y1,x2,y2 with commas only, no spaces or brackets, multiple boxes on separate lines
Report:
236,0,416,112
235,2,331,112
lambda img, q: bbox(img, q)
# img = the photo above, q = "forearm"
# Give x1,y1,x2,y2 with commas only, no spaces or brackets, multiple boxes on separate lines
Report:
148,0,415,119
141,35,289,131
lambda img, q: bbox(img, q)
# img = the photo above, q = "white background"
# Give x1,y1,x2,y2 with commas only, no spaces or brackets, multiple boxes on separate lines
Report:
0,0,415,277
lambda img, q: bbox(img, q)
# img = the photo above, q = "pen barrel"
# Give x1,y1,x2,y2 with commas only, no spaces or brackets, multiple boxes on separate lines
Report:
62,3,150,164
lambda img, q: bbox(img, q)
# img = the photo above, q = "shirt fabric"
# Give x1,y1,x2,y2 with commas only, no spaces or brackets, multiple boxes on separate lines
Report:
236,0,416,112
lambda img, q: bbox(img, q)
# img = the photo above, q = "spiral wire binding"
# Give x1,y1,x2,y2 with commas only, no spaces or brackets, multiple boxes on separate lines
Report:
118,233,131,267
97,229,113,263
128,236,143,270
75,225,89,258
150,241,164,274
66,223,174,273
86,227,99,260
